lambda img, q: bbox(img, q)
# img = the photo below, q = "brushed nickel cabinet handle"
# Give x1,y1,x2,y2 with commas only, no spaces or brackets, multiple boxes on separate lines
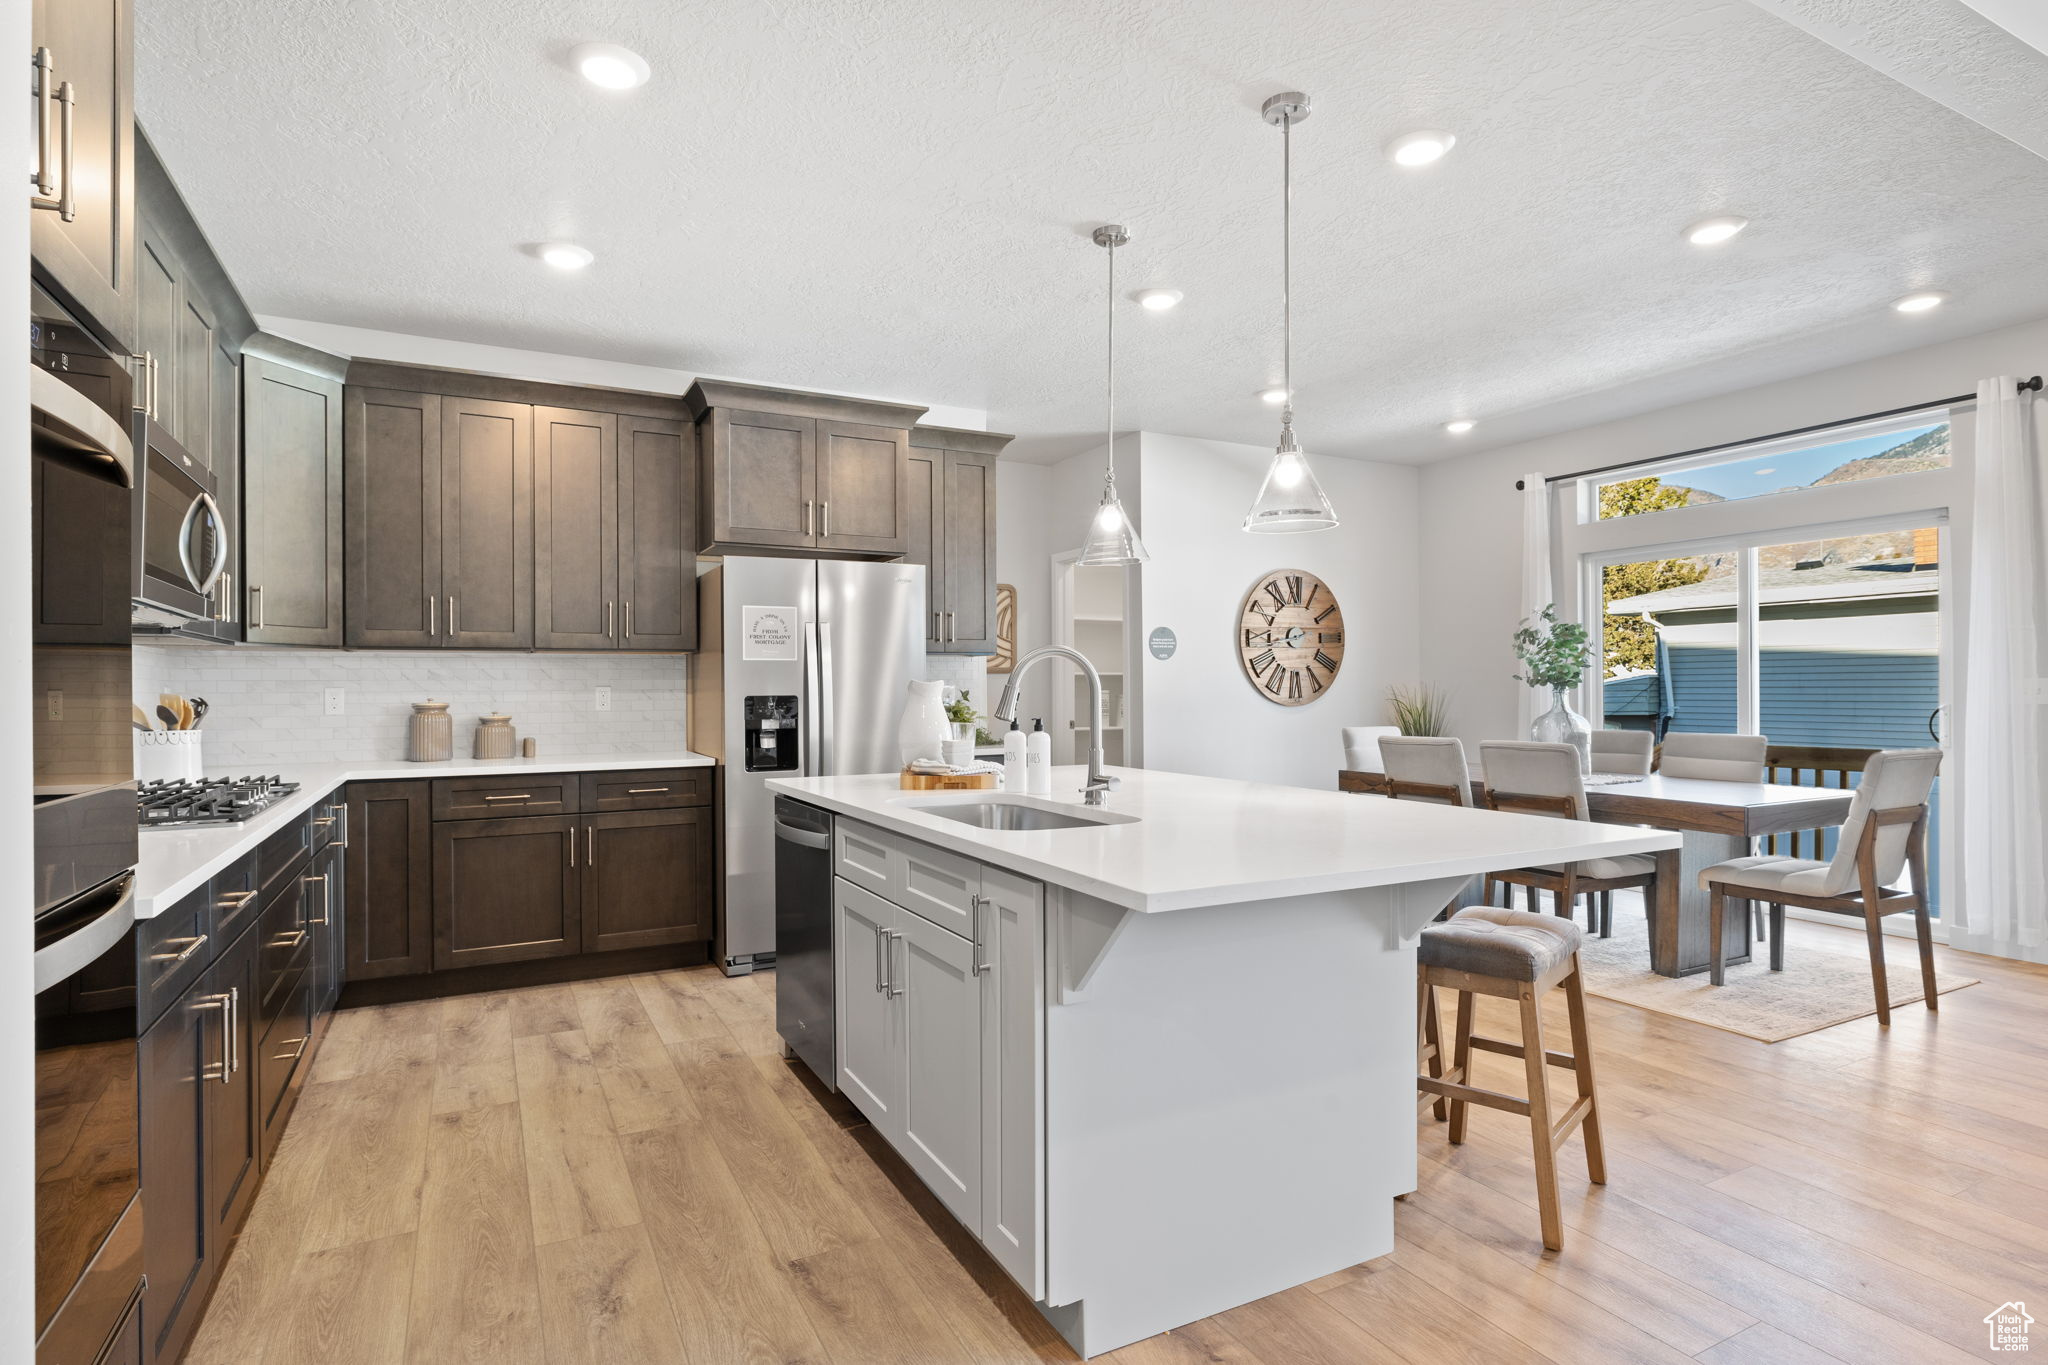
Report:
481,793,532,802
970,895,992,975
874,924,887,994
149,934,208,967
586,825,594,864
272,1036,307,1063
228,987,240,1077
624,601,632,638
195,992,229,1081
606,600,614,638
448,596,457,636
883,929,905,998
216,890,257,910
820,501,829,538
31,49,55,198
250,584,264,630
52,80,75,221
804,501,814,537
626,787,668,794
428,593,437,636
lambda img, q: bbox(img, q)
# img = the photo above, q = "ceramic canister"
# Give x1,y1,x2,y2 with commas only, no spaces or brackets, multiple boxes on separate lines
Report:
473,713,516,759
408,700,453,762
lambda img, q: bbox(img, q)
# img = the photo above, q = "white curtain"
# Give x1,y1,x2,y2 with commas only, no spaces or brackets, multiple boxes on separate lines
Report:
1518,472,1554,734
1955,376,2048,961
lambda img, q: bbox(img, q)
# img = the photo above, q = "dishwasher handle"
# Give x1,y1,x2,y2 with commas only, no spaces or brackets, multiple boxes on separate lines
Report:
773,817,832,851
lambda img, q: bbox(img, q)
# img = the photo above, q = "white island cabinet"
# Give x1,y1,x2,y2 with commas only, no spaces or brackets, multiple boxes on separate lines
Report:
769,767,1679,1358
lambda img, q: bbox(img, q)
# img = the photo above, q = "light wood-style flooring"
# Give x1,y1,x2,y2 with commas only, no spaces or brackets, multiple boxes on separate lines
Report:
185,918,2048,1364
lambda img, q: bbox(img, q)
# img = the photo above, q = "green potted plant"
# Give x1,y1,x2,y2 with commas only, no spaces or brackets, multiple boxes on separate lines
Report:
945,690,978,742
1511,604,1595,769
1386,685,1450,736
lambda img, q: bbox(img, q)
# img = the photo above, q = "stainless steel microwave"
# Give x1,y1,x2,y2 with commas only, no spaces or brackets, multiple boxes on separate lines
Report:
131,415,228,625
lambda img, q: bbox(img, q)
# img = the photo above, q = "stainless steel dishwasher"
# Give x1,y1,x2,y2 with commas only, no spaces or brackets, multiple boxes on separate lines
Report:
773,796,837,1089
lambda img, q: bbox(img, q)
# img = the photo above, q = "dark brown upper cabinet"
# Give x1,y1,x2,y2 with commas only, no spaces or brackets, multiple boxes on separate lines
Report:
617,414,696,649
440,396,533,648
534,406,618,650
242,338,344,647
688,380,925,559
909,426,1011,652
344,386,444,647
31,0,136,355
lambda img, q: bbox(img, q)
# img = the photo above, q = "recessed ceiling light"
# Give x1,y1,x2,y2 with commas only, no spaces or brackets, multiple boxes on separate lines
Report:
540,242,594,270
1893,291,1946,313
1683,215,1748,246
571,42,651,90
1135,288,1183,311
1258,387,1291,406
1385,130,1456,167
1443,419,1475,434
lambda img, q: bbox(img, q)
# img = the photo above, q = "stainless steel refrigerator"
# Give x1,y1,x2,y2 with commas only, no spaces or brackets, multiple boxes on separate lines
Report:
691,557,925,975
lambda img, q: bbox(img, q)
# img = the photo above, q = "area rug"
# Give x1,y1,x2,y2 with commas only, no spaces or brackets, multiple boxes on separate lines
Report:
1574,903,1978,1042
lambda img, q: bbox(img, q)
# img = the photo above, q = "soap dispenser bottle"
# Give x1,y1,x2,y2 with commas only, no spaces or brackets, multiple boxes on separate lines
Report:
1002,718,1027,789
1026,718,1052,795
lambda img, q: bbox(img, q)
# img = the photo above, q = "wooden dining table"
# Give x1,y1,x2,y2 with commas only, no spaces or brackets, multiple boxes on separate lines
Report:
1337,768,1855,977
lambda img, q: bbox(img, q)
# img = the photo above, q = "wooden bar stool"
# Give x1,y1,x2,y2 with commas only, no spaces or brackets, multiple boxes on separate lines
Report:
1416,904,1605,1251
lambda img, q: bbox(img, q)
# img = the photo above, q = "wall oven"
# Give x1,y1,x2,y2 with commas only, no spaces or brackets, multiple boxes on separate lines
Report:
32,281,146,1365
131,416,226,627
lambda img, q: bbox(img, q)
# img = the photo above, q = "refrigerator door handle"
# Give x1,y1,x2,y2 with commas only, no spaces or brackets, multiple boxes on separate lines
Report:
818,620,837,776
801,619,821,778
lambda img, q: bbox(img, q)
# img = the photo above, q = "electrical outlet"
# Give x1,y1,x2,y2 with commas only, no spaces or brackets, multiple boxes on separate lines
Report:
46,690,62,722
595,686,612,712
324,687,346,716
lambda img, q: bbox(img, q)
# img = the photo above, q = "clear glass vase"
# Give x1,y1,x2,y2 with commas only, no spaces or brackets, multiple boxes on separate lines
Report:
1530,687,1591,772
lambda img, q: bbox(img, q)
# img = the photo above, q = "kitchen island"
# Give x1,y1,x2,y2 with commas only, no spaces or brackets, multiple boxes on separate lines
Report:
767,766,1680,1357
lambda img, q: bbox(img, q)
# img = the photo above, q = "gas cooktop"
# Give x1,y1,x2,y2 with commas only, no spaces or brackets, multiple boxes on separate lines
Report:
138,776,302,828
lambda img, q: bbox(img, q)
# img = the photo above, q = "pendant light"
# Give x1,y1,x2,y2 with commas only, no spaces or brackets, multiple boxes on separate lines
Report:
1078,224,1150,565
1244,91,1338,534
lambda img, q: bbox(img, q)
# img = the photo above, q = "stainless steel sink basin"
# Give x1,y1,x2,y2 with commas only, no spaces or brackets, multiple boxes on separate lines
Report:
897,797,1137,831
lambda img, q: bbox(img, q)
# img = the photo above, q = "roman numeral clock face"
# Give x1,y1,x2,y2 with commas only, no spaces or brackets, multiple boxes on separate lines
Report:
1237,569,1344,707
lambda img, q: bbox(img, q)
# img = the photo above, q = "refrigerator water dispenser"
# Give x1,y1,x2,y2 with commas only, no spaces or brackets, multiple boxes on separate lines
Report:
744,695,800,772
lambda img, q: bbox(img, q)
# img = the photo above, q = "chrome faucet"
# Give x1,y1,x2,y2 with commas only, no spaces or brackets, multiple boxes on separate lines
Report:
993,645,1119,806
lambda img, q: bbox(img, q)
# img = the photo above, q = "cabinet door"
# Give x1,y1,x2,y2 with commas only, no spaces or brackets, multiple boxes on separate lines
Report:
343,781,432,979
815,419,908,555
898,909,983,1231
201,337,240,638
174,288,215,464
30,0,136,353
138,981,219,1365
534,406,617,649
134,230,177,429
977,867,1044,1297
617,414,696,650
204,928,259,1242
938,450,998,651
904,446,941,646
702,407,813,551
244,355,343,645
344,387,443,647
310,832,345,1016
433,815,581,970
581,808,714,953
834,880,901,1136
441,397,533,648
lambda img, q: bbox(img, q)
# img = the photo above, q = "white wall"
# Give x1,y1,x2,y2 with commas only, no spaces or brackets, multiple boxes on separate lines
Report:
4,0,34,1336
133,647,688,765
1134,433,1422,790
255,316,990,430
1417,314,2048,748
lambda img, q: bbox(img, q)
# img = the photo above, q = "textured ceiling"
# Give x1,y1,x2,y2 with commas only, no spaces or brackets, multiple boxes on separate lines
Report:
136,0,2048,464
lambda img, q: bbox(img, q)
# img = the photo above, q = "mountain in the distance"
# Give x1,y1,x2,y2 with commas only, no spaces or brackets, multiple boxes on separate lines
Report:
1664,423,1950,503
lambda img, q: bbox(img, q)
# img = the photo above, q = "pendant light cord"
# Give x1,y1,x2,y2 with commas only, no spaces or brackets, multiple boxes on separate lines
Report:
1105,233,1117,489
1281,111,1292,429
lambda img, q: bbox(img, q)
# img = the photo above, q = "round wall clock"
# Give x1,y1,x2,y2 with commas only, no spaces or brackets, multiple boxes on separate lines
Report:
1237,569,1344,706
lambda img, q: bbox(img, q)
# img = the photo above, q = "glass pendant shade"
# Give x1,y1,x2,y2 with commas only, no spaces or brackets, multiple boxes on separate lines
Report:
1079,481,1148,565
1244,420,1337,532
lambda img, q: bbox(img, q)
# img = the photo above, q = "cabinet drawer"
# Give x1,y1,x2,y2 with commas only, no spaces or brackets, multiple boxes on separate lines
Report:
255,878,312,1013
834,819,897,902
432,774,577,821
579,768,710,813
211,852,260,943
899,840,979,937
137,884,212,1030
309,793,344,851
256,813,313,902
257,964,314,1138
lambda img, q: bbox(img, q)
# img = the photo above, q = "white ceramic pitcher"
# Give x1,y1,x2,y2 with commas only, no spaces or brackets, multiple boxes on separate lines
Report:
897,680,951,767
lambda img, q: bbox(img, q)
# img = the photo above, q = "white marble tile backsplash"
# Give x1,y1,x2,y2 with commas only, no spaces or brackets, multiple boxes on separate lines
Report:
134,646,688,766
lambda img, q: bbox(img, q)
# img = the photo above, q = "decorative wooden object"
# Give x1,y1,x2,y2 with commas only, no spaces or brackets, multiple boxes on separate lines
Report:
898,767,999,791
1237,568,1344,706
989,583,1017,673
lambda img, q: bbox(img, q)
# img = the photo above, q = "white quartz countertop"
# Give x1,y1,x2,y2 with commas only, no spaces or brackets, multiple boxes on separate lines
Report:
136,751,714,919
766,766,1682,913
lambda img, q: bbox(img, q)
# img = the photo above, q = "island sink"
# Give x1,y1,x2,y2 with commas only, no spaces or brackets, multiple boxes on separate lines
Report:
897,796,1139,831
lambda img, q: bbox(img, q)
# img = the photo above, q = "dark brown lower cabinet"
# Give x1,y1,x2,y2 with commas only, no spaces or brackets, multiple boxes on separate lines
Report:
138,970,214,1365
433,815,582,970
582,807,715,953
204,927,260,1253
345,781,433,978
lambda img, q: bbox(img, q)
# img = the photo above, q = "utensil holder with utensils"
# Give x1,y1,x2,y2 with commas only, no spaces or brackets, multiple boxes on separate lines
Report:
135,729,204,783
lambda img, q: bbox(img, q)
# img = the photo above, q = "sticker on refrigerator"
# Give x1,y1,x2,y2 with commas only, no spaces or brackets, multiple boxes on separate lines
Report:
742,606,799,660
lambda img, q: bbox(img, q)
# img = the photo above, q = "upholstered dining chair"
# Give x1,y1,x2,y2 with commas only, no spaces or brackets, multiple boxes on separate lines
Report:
1342,725,1403,773
1476,741,1658,939
1656,731,1767,782
1589,729,1653,776
1698,747,1942,1026
1379,736,1478,919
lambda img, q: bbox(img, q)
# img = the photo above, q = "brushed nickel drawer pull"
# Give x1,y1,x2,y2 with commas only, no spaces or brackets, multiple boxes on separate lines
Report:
819,501,829,538
626,787,669,794
482,793,532,802
624,601,632,638
272,929,307,951
150,934,208,967
586,825,594,864
606,600,614,637
272,1037,307,1063
428,593,437,636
